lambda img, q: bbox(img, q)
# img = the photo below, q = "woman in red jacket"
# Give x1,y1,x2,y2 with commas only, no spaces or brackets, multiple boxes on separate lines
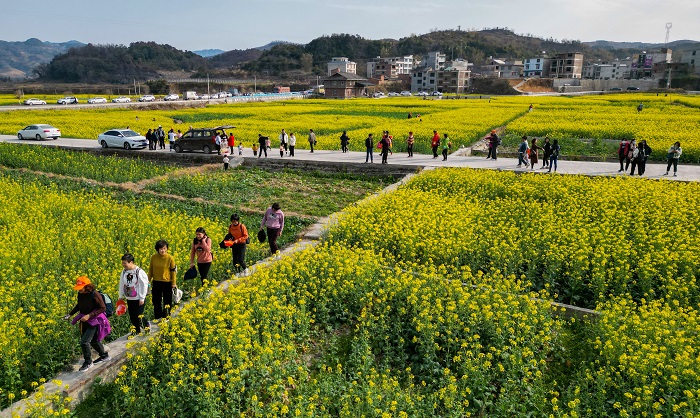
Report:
227,213,250,276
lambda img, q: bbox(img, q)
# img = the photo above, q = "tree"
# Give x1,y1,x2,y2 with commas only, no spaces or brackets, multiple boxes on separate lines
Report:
300,53,313,73
146,79,170,94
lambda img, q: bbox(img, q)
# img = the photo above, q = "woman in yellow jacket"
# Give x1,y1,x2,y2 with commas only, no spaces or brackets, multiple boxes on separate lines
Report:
149,239,177,320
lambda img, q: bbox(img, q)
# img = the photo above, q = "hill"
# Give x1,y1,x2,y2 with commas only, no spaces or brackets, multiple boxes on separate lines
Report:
209,48,264,68
0,38,84,79
193,49,224,57
36,42,210,83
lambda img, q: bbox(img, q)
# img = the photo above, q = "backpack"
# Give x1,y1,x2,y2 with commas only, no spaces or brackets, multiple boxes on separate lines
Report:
96,291,114,317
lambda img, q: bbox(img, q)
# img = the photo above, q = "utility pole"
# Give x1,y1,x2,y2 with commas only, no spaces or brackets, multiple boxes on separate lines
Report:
665,22,672,46
667,67,673,89
207,73,210,99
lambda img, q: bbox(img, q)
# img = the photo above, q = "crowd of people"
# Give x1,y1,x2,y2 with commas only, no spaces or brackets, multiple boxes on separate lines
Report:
63,202,285,372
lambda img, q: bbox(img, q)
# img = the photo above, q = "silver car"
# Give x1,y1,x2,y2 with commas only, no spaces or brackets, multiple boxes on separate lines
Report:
23,98,47,106
57,97,78,104
111,96,131,103
98,129,147,150
88,97,108,104
17,124,61,140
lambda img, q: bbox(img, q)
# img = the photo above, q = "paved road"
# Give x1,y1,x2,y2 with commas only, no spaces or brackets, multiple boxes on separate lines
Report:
1,134,697,182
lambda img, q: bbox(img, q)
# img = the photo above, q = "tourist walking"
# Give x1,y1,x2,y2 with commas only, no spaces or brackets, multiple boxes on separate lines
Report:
157,126,165,150
279,129,289,154
340,131,350,153
308,129,316,153
625,139,637,172
487,130,500,160
380,134,390,164
664,141,682,177
365,133,374,163
118,253,149,334
227,213,249,276
227,132,236,154
548,140,561,173
630,140,652,176
215,133,222,155
168,128,176,151
441,133,452,161
223,154,230,170
190,227,212,285
618,137,631,172
517,136,530,168
257,134,268,158
406,131,414,157
431,130,440,158
63,276,111,372
529,138,540,170
148,240,177,320
260,203,284,256
146,129,155,150
289,132,296,157
541,137,551,169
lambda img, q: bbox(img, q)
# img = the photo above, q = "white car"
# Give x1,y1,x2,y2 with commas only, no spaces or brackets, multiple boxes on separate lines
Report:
431,91,443,96
138,95,156,102
98,129,147,150
388,92,401,97
17,124,61,140
200,94,210,100
23,98,47,106
88,97,107,104
401,91,412,96
415,91,429,96
112,96,131,103
57,97,78,105
164,94,180,101
373,92,385,98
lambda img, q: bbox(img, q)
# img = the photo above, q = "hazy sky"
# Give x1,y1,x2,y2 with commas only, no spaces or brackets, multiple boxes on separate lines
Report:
3,0,699,51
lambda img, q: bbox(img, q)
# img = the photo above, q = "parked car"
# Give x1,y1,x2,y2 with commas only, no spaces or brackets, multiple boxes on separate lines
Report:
17,124,61,140
388,92,401,97
626,86,640,91
431,91,443,96
164,94,180,101
23,98,47,106
138,95,156,102
57,97,78,105
200,94,210,100
112,96,131,103
98,129,148,150
173,125,235,153
400,91,412,96
87,97,108,104
415,91,429,97
609,87,622,91
373,92,386,98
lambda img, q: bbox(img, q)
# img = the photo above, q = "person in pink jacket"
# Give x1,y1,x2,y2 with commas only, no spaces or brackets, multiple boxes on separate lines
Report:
189,227,213,284
260,202,284,255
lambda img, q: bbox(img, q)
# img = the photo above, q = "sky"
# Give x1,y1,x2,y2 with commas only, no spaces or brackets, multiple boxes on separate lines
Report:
3,0,699,51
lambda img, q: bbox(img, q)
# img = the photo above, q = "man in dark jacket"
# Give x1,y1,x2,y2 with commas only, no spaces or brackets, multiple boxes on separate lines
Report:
257,134,268,158
365,133,374,163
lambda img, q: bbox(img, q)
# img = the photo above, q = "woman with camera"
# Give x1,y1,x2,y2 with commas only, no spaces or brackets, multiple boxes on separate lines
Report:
189,227,213,285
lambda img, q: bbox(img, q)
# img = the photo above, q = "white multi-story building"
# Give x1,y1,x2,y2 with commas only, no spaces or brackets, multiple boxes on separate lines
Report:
367,55,414,78
481,59,523,78
412,59,472,93
582,60,631,80
523,57,551,77
327,57,357,76
422,51,446,71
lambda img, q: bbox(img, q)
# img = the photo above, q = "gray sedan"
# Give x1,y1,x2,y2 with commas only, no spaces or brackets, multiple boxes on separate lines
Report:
98,129,148,150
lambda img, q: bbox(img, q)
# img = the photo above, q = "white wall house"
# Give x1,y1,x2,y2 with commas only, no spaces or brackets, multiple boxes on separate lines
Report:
327,57,357,76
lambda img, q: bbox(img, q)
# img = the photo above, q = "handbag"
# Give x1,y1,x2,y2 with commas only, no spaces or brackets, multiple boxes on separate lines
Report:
172,287,183,304
183,266,198,281
257,228,267,243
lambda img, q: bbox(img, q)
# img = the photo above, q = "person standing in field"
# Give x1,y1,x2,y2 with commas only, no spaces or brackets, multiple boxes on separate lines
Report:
64,276,111,372
548,140,561,173
380,133,390,164
257,134,268,158
118,253,149,334
156,126,165,150
261,203,284,256
288,132,296,157
431,130,440,158
227,132,236,155
340,131,350,153
308,129,316,153
365,133,374,163
406,131,415,157
149,239,177,320
441,133,452,161
541,137,551,169
529,137,540,170
190,227,212,286
227,213,249,276
487,130,500,160
279,129,289,154
664,141,682,177
618,137,631,172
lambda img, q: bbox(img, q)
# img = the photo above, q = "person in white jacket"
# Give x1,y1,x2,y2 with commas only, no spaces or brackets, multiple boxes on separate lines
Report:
118,253,150,333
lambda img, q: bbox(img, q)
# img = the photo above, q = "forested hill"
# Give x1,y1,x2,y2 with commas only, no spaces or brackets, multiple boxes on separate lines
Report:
0,38,83,79
36,42,210,83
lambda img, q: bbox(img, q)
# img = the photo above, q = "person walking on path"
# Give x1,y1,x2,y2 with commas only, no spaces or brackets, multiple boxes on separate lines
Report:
227,214,249,276
624,139,637,172
664,141,682,177
168,128,176,151
340,131,350,153
279,129,289,154
517,136,530,168
529,137,541,170
148,240,177,320
630,140,652,176
261,203,284,256
118,254,149,334
548,140,561,173
380,134,390,164
618,137,631,172
541,137,551,169
441,133,452,161
257,134,268,158
488,130,501,160
406,131,415,157
157,126,166,150
190,227,213,286
63,276,111,372
308,129,316,153
431,130,440,158
227,132,236,154
289,132,296,157
365,133,374,163
146,129,155,150
223,154,230,170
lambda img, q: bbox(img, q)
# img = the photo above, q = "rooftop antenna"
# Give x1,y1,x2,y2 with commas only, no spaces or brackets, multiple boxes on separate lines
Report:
665,22,672,46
